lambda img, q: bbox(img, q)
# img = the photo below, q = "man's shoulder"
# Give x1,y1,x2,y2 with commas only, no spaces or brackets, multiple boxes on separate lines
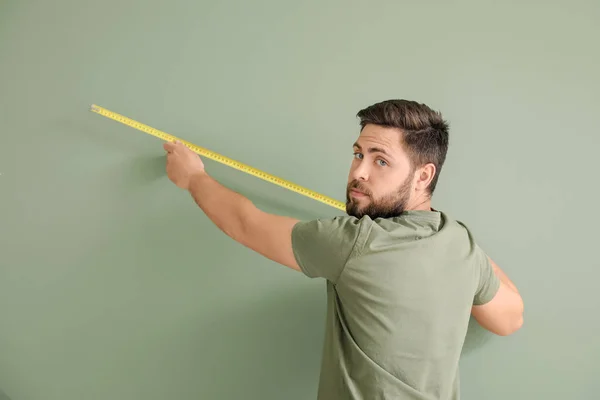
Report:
293,209,474,245
292,214,372,240
290,215,373,281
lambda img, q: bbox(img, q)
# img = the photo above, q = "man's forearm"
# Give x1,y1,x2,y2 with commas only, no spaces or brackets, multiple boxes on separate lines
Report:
187,171,256,240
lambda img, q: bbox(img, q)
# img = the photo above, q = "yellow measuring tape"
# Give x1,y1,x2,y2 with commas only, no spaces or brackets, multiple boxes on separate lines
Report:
89,104,346,211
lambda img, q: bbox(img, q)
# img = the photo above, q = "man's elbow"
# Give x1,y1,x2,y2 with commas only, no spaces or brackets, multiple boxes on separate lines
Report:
495,299,525,336
495,313,524,336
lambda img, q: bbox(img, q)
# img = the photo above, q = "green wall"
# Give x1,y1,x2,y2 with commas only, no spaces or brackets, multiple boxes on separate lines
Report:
1,1,598,399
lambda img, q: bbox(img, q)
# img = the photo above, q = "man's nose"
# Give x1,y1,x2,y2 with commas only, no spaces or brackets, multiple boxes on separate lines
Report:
352,162,369,181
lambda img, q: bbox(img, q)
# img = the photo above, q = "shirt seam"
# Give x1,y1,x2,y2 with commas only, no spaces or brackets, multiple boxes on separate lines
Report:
334,218,372,284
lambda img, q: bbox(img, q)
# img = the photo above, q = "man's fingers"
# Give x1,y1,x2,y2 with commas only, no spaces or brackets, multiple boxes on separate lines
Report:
163,141,175,152
164,140,195,158
164,140,185,154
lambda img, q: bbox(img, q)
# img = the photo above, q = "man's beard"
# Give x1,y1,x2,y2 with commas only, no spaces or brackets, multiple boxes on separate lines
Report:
345,177,412,219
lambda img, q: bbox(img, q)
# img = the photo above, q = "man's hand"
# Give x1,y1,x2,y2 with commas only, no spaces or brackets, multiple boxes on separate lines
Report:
163,140,205,189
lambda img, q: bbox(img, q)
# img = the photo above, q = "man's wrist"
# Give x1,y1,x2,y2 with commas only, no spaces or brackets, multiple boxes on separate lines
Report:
187,170,209,191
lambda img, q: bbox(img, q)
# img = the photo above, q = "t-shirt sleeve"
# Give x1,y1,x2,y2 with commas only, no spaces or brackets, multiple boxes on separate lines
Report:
291,215,365,283
473,245,501,305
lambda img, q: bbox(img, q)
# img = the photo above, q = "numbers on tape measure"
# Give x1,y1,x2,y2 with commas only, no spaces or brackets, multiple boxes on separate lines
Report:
90,104,346,211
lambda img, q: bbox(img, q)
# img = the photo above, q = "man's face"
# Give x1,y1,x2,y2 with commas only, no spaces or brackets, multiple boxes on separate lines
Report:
346,124,416,219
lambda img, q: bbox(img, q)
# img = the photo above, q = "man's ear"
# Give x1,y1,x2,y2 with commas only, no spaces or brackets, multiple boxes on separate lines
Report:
414,163,436,192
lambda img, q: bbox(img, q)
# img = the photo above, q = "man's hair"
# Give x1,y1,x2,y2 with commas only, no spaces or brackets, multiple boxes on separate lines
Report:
356,99,449,196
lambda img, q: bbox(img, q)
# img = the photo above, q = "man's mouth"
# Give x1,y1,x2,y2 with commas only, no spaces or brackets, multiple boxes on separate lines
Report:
350,188,368,198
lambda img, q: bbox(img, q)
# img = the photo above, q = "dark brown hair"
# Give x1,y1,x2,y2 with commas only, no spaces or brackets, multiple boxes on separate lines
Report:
356,99,449,196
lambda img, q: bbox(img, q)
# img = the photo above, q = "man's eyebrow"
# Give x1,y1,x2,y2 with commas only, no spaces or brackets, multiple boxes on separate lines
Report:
353,142,392,157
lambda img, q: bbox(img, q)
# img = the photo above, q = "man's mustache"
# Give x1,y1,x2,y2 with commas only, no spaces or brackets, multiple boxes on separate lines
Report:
347,180,372,196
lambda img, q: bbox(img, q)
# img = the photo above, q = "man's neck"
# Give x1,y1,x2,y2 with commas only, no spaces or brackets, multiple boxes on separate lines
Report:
407,197,432,211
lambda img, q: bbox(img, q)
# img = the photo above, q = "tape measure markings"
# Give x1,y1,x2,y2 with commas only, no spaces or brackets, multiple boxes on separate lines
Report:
89,104,346,211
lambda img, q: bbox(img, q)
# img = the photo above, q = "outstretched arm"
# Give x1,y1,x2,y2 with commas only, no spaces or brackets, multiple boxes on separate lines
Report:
163,140,301,271
471,257,524,336
188,172,302,271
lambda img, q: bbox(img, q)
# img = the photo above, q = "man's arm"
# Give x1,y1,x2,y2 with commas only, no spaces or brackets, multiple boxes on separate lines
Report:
187,171,302,272
471,257,524,336
163,140,359,281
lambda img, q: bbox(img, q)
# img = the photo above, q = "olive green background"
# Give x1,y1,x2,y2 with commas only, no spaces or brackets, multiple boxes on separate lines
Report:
1,1,598,399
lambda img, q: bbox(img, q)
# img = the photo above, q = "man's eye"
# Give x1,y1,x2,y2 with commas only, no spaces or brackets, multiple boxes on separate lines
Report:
353,152,363,159
377,159,387,166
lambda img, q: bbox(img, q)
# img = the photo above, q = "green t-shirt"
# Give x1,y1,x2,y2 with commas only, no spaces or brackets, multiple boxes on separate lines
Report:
291,209,500,400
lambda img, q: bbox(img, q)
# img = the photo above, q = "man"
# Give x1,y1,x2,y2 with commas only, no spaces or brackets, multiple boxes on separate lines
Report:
163,99,524,399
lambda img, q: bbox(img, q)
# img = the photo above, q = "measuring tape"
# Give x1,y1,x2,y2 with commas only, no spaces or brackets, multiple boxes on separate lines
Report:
89,104,346,211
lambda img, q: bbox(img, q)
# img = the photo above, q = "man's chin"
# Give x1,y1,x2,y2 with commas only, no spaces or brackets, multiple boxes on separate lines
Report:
346,199,370,217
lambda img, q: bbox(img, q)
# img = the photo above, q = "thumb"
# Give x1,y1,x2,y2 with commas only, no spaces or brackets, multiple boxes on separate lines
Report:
163,141,176,152
174,140,191,153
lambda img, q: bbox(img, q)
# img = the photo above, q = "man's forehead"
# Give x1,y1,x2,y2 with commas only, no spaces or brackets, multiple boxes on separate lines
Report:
354,125,404,154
